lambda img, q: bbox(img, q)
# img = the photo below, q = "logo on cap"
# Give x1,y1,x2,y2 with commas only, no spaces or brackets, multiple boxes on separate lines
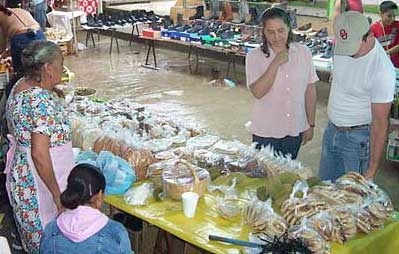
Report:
339,29,348,40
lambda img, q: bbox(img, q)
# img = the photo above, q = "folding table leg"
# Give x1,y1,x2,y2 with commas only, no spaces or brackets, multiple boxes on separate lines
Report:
141,40,159,70
109,30,114,54
85,30,90,47
90,30,96,48
115,34,120,53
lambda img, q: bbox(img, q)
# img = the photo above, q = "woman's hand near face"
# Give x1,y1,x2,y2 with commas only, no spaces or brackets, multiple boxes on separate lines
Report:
272,50,289,66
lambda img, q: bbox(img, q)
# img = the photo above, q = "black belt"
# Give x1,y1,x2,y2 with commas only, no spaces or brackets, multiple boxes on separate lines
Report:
332,123,369,131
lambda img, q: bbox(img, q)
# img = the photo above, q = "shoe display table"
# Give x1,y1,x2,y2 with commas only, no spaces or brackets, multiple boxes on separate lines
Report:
138,35,332,79
139,35,243,77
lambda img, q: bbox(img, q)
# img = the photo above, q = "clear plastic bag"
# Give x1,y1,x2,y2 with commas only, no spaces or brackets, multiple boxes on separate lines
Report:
335,172,378,198
306,211,336,242
243,198,289,239
288,218,330,254
148,159,179,189
310,184,364,206
327,205,357,241
256,145,312,179
208,177,239,199
143,138,173,152
186,134,221,150
281,181,329,226
193,149,224,169
71,117,103,150
96,151,136,195
124,182,154,206
211,140,248,157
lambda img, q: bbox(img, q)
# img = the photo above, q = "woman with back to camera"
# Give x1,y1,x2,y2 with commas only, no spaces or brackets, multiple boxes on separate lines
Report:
245,7,318,159
40,163,133,254
0,3,45,75
5,41,74,253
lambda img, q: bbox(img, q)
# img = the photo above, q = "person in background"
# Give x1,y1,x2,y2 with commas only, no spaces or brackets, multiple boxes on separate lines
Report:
319,11,395,181
0,3,45,75
40,163,133,254
371,1,399,68
246,7,318,159
30,0,47,31
5,41,74,254
334,0,364,20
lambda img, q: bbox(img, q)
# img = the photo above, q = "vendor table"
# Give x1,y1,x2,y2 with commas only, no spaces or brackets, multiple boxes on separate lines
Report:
139,36,243,78
104,178,399,254
138,36,332,78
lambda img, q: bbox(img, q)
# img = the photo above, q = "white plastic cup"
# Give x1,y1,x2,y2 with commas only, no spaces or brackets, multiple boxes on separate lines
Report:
181,192,199,218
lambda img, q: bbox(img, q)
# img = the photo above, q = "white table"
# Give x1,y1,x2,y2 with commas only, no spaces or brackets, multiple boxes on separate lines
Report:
47,10,85,55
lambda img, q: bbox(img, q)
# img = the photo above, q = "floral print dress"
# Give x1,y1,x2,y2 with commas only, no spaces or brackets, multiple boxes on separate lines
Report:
5,83,71,254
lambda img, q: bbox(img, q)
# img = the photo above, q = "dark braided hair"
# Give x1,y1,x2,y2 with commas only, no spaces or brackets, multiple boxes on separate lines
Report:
61,163,106,210
260,7,294,58
0,5,12,15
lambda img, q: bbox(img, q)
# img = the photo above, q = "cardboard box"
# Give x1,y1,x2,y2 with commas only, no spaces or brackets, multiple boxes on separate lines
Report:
142,29,161,39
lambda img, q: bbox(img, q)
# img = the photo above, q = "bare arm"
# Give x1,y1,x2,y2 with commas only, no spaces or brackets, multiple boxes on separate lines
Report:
302,83,317,145
249,51,288,99
31,133,62,210
333,0,342,21
386,45,399,55
364,102,391,179
305,83,317,126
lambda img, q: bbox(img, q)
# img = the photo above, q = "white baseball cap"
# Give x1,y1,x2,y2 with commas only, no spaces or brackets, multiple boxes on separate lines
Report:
333,11,370,56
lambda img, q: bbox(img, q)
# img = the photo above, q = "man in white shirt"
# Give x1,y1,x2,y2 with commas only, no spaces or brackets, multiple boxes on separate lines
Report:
319,11,395,181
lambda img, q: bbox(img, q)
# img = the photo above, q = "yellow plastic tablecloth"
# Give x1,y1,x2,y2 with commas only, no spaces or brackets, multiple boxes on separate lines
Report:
105,179,399,254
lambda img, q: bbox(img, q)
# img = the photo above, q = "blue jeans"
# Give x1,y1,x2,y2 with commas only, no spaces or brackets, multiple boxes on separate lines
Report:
32,1,47,31
10,30,46,74
319,122,370,181
253,133,303,159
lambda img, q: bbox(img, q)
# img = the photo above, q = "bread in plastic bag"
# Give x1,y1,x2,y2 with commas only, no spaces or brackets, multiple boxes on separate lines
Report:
243,198,289,239
93,136,154,181
310,184,364,206
327,206,357,241
335,172,378,198
281,180,329,226
211,139,248,157
96,151,136,195
288,218,330,254
186,134,221,150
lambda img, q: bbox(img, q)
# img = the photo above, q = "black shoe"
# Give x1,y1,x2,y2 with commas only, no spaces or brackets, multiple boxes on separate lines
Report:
175,25,191,32
189,5,204,20
198,26,210,35
315,27,328,38
220,30,234,40
298,23,312,31
321,42,333,58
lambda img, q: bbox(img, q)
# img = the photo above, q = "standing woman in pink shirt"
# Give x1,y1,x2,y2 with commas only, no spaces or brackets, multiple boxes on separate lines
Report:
245,7,318,159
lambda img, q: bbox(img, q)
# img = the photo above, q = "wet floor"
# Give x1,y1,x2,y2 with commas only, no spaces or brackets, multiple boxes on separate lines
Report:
66,22,398,208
